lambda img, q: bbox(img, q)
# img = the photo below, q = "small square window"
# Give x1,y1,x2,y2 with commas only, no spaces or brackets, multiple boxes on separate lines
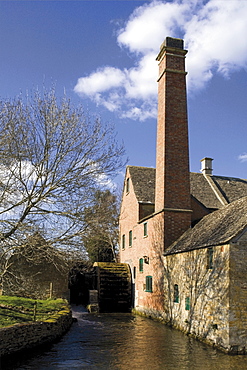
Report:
122,234,125,250
129,230,132,247
139,258,144,272
145,276,152,292
144,222,148,237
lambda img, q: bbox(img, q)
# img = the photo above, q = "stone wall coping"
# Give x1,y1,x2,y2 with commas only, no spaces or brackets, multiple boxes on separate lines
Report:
0,305,72,359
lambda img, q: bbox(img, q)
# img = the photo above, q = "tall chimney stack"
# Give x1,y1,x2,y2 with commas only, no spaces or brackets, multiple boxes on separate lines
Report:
155,37,191,248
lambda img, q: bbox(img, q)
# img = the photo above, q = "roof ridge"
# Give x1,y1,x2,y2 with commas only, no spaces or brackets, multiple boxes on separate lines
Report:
164,195,247,255
127,165,155,169
203,174,229,206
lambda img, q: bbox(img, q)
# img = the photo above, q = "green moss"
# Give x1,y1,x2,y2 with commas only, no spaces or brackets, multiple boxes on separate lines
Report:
0,295,69,328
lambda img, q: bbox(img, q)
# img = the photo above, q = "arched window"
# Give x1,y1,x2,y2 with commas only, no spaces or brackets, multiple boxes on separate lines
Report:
139,258,144,272
126,178,130,193
129,230,132,247
185,297,190,310
145,276,152,292
207,247,213,269
144,222,148,237
122,234,125,249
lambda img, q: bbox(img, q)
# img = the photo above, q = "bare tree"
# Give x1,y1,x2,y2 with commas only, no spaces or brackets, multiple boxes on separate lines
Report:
182,247,229,336
82,189,120,262
0,88,125,287
163,246,229,342
2,233,75,299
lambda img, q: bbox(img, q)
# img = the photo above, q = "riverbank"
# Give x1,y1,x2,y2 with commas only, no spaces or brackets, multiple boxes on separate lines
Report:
0,299,72,364
0,296,69,327
5,308,247,370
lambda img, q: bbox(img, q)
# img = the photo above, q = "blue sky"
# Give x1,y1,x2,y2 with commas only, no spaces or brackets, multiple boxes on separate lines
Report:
1,0,247,186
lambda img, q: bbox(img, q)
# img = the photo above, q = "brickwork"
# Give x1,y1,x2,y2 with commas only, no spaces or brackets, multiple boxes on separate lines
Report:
120,211,165,315
155,43,189,209
120,37,192,316
191,196,210,225
155,38,191,248
119,36,247,354
164,210,191,249
120,169,165,314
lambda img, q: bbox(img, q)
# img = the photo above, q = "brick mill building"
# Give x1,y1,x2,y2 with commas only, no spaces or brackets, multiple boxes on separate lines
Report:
119,37,247,354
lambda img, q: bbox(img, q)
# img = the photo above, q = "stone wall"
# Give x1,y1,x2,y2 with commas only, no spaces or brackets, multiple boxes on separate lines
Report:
229,239,247,353
0,307,72,358
163,245,232,352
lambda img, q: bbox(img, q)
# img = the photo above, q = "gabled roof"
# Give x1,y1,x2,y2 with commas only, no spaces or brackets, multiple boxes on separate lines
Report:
190,173,247,209
127,165,247,210
213,175,247,203
190,173,221,209
164,196,247,256
127,166,155,203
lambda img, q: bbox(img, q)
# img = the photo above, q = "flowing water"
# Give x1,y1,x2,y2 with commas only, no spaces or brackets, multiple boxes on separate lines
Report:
3,306,247,370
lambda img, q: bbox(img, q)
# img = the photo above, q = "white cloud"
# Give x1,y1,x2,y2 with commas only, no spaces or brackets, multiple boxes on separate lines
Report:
74,67,126,96
185,0,247,90
238,153,247,163
125,53,157,99
74,55,158,120
117,0,190,54
74,0,247,121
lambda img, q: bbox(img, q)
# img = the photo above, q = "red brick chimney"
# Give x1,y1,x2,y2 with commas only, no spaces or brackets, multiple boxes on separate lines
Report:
155,37,191,248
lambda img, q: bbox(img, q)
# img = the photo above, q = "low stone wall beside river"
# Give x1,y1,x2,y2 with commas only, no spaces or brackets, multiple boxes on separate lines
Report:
0,307,73,358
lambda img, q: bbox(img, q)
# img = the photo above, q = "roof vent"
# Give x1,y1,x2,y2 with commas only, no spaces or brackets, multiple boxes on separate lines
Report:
201,157,213,175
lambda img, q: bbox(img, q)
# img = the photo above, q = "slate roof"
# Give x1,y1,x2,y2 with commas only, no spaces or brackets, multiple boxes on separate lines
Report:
164,196,247,256
190,173,247,209
190,173,222,209
127,165,247,209
128,166,156,203
213,175,247,203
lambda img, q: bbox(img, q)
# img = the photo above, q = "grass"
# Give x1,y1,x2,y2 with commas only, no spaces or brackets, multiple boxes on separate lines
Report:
0,295,69,328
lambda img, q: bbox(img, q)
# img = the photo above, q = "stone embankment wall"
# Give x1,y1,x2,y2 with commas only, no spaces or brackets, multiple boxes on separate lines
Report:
0,307,72,358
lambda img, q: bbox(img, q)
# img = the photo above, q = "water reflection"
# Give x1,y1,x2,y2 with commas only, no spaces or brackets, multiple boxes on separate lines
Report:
5,306,247,370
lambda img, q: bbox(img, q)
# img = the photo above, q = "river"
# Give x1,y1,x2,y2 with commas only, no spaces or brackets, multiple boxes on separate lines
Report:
3,306,247,370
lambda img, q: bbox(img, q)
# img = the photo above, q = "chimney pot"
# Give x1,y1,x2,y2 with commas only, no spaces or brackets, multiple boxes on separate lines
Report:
201,157,213,175
164,37,184,49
